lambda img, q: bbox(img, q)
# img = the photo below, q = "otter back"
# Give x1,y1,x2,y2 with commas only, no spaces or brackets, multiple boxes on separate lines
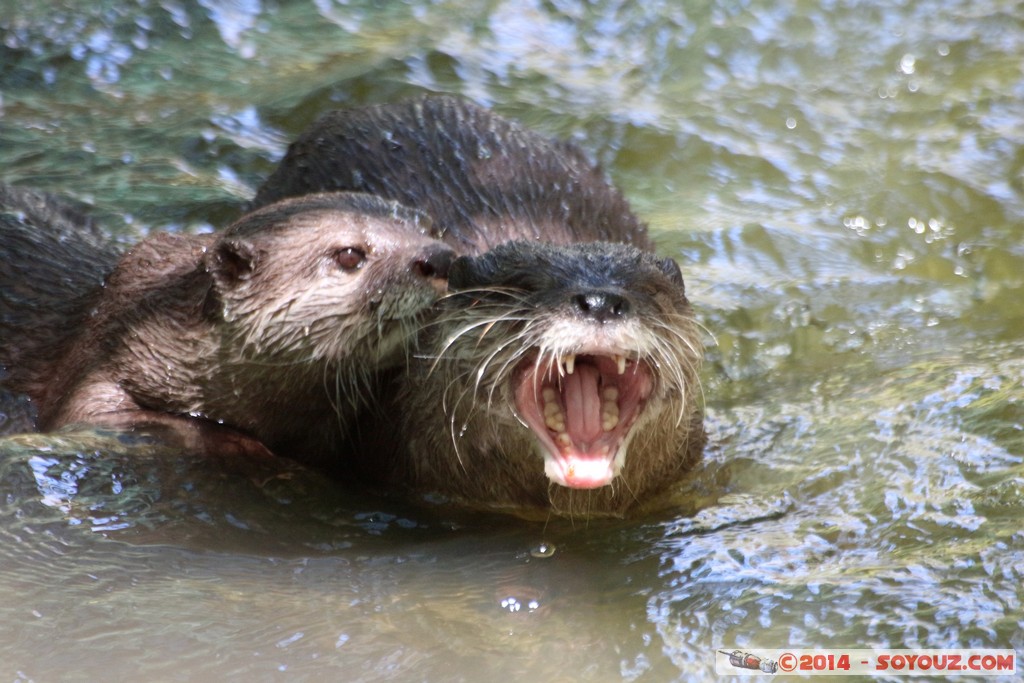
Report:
253,95,650,254
0,184,120,422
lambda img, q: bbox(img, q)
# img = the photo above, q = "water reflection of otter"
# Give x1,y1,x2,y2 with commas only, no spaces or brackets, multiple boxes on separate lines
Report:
256,96,705,516
0,187,454,464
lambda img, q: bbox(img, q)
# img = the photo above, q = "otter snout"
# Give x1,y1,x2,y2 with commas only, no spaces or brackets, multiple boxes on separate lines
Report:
412,244,455,282
571,290,631,323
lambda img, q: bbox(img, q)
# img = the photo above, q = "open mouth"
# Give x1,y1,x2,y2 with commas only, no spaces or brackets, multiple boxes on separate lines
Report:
513,351,654,489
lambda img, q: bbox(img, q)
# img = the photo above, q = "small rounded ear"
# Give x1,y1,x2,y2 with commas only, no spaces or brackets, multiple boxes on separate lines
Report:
659,257,685,288
207,238,259,286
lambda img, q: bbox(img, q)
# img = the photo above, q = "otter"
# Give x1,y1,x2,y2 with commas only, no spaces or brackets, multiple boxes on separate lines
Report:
1,188,454,465
254,96,705,516
393,240,704,516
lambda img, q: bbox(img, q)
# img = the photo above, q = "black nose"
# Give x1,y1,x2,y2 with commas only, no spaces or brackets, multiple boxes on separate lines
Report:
571,290,631,323
412,246,455,280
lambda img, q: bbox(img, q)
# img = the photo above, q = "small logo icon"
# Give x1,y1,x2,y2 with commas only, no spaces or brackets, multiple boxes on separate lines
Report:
720,650,778,674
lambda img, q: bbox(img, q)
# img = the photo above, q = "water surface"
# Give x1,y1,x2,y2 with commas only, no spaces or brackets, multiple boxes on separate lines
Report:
1,0,1022,680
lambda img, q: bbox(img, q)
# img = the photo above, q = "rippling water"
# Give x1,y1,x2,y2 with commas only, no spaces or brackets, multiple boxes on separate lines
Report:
1,0,1022,680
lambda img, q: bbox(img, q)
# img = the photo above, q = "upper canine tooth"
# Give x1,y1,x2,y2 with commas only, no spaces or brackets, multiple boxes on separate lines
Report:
616,354,626,375
564,353,576,375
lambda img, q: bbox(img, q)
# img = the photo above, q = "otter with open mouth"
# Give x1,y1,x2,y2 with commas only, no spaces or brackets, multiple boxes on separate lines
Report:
394,240,704,515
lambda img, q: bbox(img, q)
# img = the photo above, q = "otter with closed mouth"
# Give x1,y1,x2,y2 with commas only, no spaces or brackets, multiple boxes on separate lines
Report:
1,189,454,464
255,96,705,515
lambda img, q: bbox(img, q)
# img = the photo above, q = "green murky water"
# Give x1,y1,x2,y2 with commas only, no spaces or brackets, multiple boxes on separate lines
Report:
1,0,1022,680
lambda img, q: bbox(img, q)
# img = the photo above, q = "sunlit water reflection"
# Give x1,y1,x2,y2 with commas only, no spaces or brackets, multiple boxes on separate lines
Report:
1,0,1022,680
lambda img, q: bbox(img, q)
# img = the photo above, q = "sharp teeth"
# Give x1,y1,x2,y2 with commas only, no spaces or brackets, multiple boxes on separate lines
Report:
601,400,620,432
615,354,626,375
546,414,566,432
542,386,566,432
601,385,620,431
564,353,576,375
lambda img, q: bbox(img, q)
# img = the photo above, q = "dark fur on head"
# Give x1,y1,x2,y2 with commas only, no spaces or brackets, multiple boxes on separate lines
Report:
254,95,649,254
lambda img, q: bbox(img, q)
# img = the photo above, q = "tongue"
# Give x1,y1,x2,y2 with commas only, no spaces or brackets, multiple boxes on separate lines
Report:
563,363,603,444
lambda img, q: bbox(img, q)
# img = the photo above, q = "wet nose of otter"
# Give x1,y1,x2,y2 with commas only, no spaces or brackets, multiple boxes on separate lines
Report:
571,290,631,323
413,246,455,280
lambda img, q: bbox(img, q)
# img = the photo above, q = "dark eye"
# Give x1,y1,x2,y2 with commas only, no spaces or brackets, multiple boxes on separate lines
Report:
333,247,366,271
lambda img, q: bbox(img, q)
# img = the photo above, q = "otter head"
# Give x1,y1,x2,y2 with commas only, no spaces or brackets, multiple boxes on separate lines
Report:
436,240,702,492
204,192,453,369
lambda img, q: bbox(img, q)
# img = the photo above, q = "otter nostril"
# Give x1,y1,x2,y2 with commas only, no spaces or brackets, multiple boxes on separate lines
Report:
413,247,455,280
571,291,630,322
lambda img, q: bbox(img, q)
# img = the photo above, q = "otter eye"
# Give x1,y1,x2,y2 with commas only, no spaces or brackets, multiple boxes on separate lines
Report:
333,247,366,271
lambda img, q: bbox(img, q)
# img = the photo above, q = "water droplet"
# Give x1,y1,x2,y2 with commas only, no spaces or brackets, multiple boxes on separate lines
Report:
500,597,521,612
899,53,916,75
530,542,556,558
381,130,402,151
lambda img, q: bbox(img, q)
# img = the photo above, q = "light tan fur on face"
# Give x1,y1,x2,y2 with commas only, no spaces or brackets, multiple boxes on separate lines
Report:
214,210,444,367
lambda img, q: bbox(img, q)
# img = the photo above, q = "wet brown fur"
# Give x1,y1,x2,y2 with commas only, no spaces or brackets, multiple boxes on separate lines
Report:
1,189,453,465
